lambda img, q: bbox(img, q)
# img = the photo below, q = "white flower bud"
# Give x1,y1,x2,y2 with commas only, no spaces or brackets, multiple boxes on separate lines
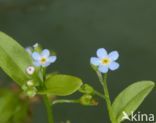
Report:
33,43,39,48
27,80,34,87
26,66,35,75
27,89,37,97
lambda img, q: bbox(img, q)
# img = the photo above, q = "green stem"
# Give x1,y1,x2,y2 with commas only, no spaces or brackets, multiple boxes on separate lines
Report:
52,99,79,105
97,72,117,123
43,95,54,123
94,90,106,100
40,66,54,123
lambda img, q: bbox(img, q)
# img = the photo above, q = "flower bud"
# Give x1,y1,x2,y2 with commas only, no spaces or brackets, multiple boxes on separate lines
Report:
80,95,98,106
33,43,39,48
27,80,34,87
33,43,42,52
26,66,35,75
79,84,94,94
27,89,37,97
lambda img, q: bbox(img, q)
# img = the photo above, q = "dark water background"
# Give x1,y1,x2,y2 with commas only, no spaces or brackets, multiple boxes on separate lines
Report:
0,0,156,123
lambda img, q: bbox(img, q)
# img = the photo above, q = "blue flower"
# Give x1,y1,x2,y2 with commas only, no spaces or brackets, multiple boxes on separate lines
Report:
32,49,57,67
25,47,32,55
90,48,119,73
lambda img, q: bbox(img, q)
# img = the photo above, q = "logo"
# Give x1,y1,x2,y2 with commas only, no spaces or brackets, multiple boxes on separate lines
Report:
122,111,156,122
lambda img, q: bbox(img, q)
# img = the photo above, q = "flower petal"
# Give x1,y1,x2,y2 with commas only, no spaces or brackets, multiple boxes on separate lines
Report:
96,48,107,58
109,62,119,71
98,65,109,73
108,51,119,61
32,52,40,60
90,57,100,66
25,47,32,55
41,49,50,57
33,61,41,67
42,62,51,67
48,56,57,63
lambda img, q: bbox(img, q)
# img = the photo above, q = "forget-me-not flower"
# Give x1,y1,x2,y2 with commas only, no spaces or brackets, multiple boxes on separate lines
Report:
90,48,119,73
32,49,57,67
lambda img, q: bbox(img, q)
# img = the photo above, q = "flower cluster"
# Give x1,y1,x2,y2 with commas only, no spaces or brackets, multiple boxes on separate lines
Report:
23,43,57,97
22,80,37,97
24,45,120,97
90,48,119,73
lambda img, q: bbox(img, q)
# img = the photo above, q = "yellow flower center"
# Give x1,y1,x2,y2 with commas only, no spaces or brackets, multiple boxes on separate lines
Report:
40,57,47,64
101,58,110,65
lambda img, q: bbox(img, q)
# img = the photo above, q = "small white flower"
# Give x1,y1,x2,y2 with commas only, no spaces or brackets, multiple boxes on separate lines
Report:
27,80,34,87
26,66,35,75
33,43,39,48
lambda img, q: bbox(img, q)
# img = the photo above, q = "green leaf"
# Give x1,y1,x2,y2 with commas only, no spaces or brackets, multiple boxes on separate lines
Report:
0,89,17,123
11,101,29,123
112,81,155,122
0,89,29,123
0,32,33,85
42,74,83,96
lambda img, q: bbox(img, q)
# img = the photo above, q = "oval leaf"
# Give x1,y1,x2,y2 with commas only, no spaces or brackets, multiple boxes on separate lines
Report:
112,81,155,122
43,74,83,96
0,32,33,85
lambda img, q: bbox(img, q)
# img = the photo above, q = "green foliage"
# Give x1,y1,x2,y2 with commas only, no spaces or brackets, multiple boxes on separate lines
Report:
0,32,155,123
11,102,29,123
42,74,83,96
112,81,155,122
0,32,34,85
0,89,29,123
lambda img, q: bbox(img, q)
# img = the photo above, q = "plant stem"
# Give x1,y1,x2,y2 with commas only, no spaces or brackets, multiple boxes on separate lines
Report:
43,95,54,123
52,99,80,105
97,72,117,123
94,90,106,100
103,74,117,123
40,66,54,123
